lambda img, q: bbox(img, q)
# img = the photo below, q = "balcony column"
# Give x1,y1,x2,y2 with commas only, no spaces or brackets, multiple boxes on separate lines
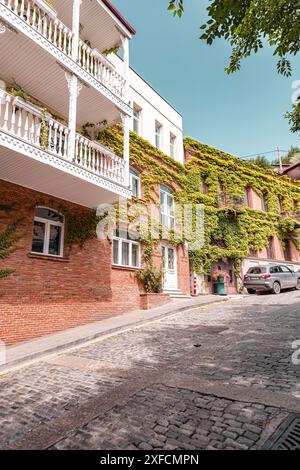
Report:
121,36,130,103
65,72,83,161
121,113,130,187
63,0,81,161
71,0,81,61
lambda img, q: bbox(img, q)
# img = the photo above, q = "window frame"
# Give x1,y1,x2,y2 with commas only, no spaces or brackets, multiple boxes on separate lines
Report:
155,121,163,149
112,230,141,269
170,133,176,158
31,206,64,258
130,168,141,198
261,195,268,212
160,185,175,230
133,104,141,135
244,188,250,207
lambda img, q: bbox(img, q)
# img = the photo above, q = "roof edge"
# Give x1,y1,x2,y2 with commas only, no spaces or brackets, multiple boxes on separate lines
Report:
101,0,136,35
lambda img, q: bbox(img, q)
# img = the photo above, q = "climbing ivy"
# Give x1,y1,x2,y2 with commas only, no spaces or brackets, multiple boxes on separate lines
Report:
0,204,23,278
97,127,300,275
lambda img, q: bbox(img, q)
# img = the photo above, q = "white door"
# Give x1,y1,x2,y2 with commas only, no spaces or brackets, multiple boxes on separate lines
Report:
162,244,178,290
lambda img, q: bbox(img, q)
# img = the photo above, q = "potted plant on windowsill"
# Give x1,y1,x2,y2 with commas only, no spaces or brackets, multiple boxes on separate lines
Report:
35,0,57,19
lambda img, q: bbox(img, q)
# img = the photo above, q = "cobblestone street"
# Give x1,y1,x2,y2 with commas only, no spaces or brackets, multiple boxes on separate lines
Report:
1,291,300,450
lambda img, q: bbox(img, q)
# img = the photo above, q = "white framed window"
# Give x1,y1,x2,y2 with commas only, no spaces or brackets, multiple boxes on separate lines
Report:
170,133,176,158
160,185,175,230
112,229,140,268
32,207,64,257
130,168,141,198
133,104,141,135
155,121,162,149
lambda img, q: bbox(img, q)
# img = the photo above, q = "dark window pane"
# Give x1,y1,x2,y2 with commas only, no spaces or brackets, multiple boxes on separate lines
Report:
48,225,62,256
131,244,139,267
168,248,175,270
32,221,45,253
113,239,119,264
122,241,129,266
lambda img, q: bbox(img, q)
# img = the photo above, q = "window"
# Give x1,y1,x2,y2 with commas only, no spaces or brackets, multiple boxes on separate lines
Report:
244,188,250,207
32,207,64,257
170,133,176,158
279,197,284,214
133,104,141,135
220,186,227,207
202,178,209,195
155,121,162,149
249,248,258,257
160,185,175,230
130,168,141,198
280,265,292,273
112,229,140,268
248,267,267,274
266,238,274,259
284,240,292,261
261,195,268,212
270,266,281,274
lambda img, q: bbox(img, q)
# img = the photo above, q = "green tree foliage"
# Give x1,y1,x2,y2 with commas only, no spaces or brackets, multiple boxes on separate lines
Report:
168,0,300,76
248,155,273,169
281,146,300,164
167,2,300,133
285,101,300,135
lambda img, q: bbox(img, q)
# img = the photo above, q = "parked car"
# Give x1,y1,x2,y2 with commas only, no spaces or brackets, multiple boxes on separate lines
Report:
243,265,300,295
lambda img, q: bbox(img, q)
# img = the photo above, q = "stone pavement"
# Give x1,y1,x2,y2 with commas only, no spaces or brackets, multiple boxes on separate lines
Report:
1,295,229,373
1,290,300,450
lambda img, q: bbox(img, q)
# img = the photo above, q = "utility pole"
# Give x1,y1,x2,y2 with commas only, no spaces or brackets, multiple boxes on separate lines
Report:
277,146,283,173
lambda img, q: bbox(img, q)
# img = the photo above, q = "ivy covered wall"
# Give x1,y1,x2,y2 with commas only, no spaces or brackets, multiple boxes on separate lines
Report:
98,127,300,276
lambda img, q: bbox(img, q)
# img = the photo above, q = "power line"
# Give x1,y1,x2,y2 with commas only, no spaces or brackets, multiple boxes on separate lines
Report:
241,149,289,159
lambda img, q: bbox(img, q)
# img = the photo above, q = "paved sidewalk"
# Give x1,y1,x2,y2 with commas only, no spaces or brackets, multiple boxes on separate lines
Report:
1,294,232,374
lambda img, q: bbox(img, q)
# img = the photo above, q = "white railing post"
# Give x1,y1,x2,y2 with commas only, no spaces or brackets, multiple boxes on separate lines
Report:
71,0,81,61
121,113,130,187
64,0,81,161
121,35,130,102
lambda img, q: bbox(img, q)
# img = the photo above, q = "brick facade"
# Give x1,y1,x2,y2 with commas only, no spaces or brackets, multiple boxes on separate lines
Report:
0,180,190,345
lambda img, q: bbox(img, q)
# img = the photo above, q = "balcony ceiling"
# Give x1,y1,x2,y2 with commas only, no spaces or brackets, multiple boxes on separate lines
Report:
0,146,128,207
0,30,121,128
59,0,126,54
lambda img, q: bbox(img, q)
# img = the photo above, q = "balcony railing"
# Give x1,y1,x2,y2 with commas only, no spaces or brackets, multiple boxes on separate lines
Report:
78,40,125,99
0,90,125,185
1,0,126,100
75,134,125,185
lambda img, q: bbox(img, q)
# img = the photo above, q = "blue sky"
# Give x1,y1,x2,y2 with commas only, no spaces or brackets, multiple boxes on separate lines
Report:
113,0,300,159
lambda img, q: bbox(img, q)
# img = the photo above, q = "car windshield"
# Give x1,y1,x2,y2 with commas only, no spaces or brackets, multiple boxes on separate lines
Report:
247,267,267,274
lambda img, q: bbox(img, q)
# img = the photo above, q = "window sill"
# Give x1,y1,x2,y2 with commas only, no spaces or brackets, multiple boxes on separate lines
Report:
28,253,69,262
112,264,141,272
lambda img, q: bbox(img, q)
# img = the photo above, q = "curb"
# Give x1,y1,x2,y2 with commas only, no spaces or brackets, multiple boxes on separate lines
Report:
0,296,230,376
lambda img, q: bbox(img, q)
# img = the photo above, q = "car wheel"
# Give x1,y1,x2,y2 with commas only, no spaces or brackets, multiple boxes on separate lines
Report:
247,289,256,295
295,278,300,290
272,282,281,295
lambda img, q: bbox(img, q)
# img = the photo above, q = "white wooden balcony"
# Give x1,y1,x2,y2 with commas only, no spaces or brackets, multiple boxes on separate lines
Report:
0,89,130,207
0,0,133,115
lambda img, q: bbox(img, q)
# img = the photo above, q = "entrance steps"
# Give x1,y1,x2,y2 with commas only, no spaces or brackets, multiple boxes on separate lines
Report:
163,289,192,299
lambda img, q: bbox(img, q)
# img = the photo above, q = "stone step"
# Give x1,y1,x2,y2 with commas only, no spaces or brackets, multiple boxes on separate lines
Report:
163,289,192,299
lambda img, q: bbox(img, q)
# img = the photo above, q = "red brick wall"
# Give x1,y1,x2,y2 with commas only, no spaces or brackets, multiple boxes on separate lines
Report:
0,180,188,345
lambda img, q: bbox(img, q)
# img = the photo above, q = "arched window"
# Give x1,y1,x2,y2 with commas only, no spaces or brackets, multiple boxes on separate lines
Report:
32,207,64,257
